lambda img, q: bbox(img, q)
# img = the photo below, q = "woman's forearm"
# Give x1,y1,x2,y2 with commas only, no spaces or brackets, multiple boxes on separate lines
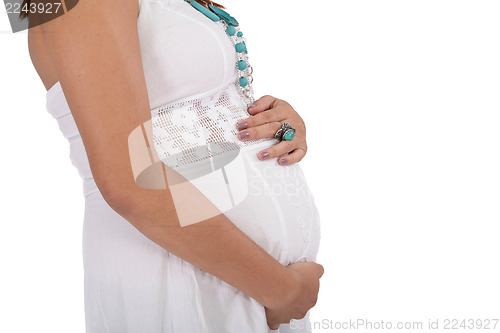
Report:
105,167,297,310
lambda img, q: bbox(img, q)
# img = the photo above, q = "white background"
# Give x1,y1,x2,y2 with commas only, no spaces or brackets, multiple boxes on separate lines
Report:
1,0,499,332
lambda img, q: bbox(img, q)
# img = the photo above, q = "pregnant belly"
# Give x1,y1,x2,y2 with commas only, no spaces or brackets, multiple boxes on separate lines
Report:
210,142,321,266
151,138,321,266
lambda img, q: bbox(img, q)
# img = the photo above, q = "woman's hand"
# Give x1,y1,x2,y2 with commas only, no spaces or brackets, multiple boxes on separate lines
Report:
236,95,307,166
265,261,324,330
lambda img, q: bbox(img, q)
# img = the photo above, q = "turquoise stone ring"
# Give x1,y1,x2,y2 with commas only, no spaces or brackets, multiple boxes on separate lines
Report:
274,122,296,142
283,129,295,141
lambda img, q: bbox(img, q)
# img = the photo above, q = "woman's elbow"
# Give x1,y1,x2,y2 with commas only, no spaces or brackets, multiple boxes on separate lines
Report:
97,178,179,230
98,180,137,215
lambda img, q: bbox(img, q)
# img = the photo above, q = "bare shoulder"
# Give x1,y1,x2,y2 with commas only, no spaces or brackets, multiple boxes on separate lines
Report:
28,25,58,91
28,0,140,92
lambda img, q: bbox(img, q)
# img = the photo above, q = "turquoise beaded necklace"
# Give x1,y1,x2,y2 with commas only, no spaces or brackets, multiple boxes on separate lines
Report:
184,0,255,107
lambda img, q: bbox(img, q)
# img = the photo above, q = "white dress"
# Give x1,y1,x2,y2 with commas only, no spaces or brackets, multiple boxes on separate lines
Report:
45,0,321,332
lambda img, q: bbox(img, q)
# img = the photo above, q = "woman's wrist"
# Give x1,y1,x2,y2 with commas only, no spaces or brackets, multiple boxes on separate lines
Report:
260,266,301,309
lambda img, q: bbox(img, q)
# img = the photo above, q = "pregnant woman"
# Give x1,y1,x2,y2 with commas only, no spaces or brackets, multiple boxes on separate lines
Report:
26,0,322,332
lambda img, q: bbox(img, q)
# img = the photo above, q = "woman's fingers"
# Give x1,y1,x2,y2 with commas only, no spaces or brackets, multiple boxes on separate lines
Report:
237,121,282,140
237,121,307,166
256,140,306,165
275,148,307,166
247,95,278,115
237,107,288,130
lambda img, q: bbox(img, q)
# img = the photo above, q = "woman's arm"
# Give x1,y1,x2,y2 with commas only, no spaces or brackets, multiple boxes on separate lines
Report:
40,0,322,315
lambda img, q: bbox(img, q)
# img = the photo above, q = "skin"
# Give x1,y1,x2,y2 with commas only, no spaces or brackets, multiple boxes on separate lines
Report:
27,0,322,329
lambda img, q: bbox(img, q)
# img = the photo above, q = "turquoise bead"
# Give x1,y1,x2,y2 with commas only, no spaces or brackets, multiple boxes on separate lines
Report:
228,17,239,26
283,129,295,141
189,1,220,22
235,41,248,54
238,60,247,70
209,5,239,26
237,31,243,37
235,42,246,53
226,26,236,36
239,77,248,87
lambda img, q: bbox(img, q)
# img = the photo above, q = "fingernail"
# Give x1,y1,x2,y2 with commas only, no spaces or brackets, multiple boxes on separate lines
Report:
237,122,248,130
248,104,257,108
279,158,288,165
238,131,250,140
260,152,269,160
